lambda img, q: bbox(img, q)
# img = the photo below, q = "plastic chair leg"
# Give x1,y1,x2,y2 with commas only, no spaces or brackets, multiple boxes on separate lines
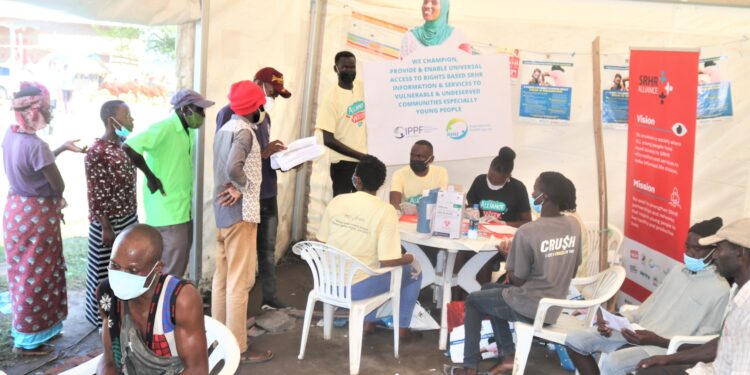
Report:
323,303,334,340
512,323,534,375
392,295,400,359
298,293,316,360
349,308,365,375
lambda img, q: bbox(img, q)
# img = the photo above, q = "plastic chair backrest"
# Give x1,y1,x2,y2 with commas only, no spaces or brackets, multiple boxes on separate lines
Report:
293,241,373,307
579,265,626,324
204,315,240,375
582,222,624,275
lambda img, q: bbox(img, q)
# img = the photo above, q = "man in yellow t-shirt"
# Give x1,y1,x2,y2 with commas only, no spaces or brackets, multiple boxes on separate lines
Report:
389,140,449,210
317,155,422,342
315,51,368,197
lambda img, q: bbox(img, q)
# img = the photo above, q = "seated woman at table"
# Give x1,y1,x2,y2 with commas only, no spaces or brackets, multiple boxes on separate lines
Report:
446,171,582,375
456,147,532,293
318,155,423,341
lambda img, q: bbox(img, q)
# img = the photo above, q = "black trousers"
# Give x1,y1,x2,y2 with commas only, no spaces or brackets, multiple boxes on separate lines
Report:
330,161,358,197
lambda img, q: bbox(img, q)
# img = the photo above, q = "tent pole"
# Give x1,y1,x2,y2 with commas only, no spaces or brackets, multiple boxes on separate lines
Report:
291,0,326,243
592,36,610,273
188,0,210,283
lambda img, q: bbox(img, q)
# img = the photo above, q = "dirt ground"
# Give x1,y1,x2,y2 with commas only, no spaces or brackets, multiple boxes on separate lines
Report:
0,259,572,375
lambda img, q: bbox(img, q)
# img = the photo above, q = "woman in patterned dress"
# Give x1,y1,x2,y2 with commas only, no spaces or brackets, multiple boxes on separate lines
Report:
2,82,86,355
83,100,138,328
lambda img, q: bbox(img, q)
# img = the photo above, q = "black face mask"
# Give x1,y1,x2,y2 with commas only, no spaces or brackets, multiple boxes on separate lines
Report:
410,160,428,174
338,71,356,85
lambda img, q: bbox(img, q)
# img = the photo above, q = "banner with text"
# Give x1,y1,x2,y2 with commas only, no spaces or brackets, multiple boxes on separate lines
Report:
519,52,575,123
602,54,630,129
697,55,733,123
362,46,512,165
622,48,699,302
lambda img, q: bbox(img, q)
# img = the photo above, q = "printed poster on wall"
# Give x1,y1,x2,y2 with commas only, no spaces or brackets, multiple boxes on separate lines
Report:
347,11,407,60
697,56,733,123
621,48,699,302
601,54,630,129
519,52,575,123
362,45,512,166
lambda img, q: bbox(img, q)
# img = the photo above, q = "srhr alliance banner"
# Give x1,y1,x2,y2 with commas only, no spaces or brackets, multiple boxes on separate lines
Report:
621,48,699,302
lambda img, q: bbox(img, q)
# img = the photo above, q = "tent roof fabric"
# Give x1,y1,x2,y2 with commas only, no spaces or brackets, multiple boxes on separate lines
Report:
2,0,201,25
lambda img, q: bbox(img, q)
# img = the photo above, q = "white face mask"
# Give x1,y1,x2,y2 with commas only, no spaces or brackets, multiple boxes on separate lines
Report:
253,108,267,125
108,262,159,300
264,97,275,112
486,177,507,191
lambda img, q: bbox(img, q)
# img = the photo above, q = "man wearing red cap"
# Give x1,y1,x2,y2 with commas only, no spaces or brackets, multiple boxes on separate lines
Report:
211,80,273,364
216,67,292,311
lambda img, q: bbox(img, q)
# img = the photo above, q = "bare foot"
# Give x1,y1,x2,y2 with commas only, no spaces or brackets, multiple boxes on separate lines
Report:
13,344,54,356
488,355,514,375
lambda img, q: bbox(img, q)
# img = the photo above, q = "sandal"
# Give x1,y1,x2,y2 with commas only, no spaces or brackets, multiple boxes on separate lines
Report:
240,349,274,364
442,364,489,375
13,344,55,356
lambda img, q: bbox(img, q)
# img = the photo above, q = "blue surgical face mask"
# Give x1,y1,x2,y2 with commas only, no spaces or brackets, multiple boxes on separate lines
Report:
683,248,715,272
108,262,159,300
530,193,544,213
111,117,131,138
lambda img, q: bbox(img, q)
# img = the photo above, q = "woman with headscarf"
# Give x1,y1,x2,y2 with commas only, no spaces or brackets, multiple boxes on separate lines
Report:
2,82,86,355
400,0,470,59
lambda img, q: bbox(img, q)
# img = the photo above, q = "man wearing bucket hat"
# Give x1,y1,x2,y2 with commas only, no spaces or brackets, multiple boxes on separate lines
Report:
123,89,214,277
216,67,292,311
211,80,273,364
637,218,750,375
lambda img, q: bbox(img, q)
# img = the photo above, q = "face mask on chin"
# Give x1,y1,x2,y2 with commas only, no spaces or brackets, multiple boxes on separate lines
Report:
264,97,275,112
684,248,716,272
486,177,508,191
110,117,131,138
108,262,159,300
530,193,544,213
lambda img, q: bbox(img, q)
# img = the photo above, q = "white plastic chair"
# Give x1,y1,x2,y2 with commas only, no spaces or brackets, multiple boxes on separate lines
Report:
618,304,718,355
581,222,624,276
59,316,239,375
512,266,626,375
294,241,402,375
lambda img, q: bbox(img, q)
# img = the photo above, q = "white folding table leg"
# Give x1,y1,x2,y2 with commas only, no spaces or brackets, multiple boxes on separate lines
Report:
456,251,496,293
439,251,457,350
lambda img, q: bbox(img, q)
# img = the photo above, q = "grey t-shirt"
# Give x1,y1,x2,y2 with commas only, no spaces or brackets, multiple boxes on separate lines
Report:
503,215,582,324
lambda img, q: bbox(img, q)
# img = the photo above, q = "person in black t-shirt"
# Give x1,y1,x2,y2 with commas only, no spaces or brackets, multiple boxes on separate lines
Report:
455,147,533,295
466,146,531,228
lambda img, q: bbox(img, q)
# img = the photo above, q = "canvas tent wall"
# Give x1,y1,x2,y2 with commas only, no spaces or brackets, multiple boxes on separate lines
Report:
9,0,750,283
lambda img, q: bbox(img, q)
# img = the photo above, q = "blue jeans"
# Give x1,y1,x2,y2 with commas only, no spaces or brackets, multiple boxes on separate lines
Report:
351,265,422,328
463,283,522,369
566,328,666,375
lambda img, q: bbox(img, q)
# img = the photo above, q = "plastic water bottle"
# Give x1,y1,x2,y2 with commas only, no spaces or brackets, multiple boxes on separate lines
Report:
468,204,480,240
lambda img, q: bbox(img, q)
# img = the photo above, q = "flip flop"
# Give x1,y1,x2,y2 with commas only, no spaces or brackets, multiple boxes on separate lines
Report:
442,365,490,375
240,349,274,364
13,344,54,356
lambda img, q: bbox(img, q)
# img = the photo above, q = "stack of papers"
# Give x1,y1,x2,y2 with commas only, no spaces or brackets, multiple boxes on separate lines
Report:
598,307,644,331
270,137,324,171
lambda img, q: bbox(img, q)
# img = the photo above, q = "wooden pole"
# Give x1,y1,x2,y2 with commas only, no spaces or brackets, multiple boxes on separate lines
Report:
591,37,610,272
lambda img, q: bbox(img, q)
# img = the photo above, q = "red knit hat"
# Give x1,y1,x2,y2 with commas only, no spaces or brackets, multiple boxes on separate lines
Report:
228,80,266,116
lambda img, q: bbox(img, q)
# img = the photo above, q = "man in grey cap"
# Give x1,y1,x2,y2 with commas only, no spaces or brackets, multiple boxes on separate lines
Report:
123,89,214,276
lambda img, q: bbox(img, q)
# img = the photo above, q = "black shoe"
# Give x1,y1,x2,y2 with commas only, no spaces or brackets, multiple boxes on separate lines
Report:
261,299,289,311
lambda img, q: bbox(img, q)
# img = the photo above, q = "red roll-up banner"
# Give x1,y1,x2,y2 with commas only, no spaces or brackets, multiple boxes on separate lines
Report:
621,48,700,302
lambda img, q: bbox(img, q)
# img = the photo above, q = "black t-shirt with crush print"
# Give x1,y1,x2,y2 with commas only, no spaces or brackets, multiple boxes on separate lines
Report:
466,175,530,222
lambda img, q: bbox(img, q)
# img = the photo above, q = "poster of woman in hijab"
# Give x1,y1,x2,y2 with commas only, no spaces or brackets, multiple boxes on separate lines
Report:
400,0,471,59
697,56,733,123
519,52,575,123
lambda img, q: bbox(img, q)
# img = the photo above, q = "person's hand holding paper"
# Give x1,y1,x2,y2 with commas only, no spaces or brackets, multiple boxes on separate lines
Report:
261,140,287,159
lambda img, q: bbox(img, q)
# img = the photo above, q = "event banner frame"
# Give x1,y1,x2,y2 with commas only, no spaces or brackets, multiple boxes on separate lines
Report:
621,48,699,301
362,46,512,166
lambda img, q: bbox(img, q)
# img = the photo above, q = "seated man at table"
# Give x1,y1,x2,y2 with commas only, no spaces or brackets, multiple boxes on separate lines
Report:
564,217,730,375
447,171,582,375
317,155,423,341
389,139,448,211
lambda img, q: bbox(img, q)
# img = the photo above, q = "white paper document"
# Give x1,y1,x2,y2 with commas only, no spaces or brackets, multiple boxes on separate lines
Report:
270,137,324,171
598,307,644,331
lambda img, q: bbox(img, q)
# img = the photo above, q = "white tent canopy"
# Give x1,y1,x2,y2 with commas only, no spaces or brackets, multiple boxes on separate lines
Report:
10,0,750,282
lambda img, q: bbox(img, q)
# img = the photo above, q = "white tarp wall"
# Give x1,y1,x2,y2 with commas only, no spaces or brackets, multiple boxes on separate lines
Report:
304,0,750,255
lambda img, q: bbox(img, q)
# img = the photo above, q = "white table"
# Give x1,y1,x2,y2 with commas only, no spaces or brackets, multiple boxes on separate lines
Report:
399,221,516,350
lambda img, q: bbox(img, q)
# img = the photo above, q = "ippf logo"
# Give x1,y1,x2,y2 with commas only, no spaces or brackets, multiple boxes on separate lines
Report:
393,126,424,139
446,118,468,140
637,70,673,104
